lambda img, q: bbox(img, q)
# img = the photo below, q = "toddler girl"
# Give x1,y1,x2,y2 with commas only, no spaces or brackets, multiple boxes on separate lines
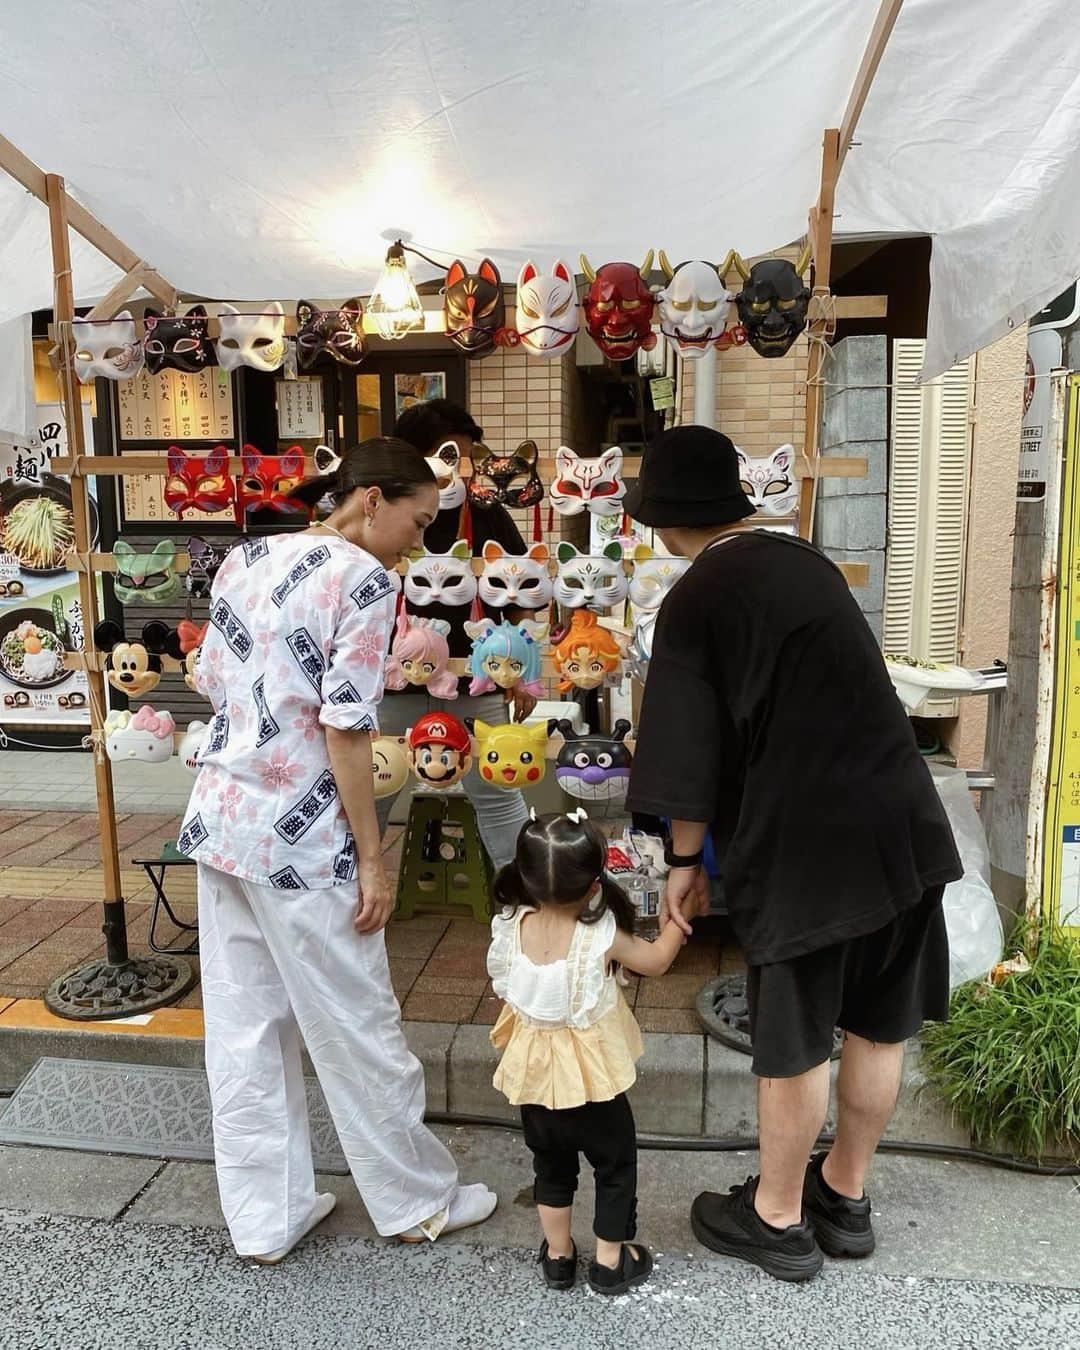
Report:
487,809,704,1295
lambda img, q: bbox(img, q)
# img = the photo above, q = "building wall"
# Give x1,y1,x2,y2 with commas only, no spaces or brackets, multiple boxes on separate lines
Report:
954,324,1028,768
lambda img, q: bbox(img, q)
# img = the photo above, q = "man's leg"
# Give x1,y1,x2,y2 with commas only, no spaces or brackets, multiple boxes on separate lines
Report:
754,1062,831,1227
440,690,529,869
823,1034,905,1199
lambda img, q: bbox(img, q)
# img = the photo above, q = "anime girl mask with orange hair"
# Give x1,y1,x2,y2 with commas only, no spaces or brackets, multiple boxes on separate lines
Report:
551,609,623,691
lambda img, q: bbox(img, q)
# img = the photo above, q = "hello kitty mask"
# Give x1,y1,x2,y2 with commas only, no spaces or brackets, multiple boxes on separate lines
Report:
404,539,477,608
216,302,286,372
549,446,626,517
554,542,628,611
72,311,144,382
628,547,691,612
478,541,552,610
104,706,176,764
736,444,799,517
655,253,734,358
425,440,467,511
179,720,209,773
515,260,579,357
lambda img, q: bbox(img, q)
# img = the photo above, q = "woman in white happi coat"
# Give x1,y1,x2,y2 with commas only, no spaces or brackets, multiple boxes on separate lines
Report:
179,438,496,1262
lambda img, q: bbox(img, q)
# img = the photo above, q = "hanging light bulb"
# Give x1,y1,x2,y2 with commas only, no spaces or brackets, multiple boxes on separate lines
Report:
368,240,425,340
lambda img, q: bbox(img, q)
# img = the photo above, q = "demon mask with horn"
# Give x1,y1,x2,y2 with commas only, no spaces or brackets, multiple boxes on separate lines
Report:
732,243,812,358
580,252,657,360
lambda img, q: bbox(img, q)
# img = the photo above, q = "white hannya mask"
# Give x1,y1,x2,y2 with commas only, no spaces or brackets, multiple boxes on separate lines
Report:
628,547,691,612
216,301,286,372
72,311,144,382
550,446,626,517
516,259,580,357
736,444,799,517
554,542,628,611
404,540,477,608
424,440,467,511
655,255,734,359
478,542,552,610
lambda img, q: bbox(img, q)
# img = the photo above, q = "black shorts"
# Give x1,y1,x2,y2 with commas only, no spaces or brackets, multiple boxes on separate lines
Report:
746,887,949,1078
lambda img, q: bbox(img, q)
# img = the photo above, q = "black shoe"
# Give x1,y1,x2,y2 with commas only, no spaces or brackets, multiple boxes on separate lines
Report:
538,1239,577,1290
690,1177,823,1283
802,1152,875,1257
587,1242,654,1296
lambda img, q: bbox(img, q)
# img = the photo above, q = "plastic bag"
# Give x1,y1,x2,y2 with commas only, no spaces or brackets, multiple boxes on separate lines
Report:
930,765,1003,988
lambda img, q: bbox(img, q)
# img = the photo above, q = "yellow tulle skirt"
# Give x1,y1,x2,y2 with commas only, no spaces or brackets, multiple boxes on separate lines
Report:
490,992,644,1110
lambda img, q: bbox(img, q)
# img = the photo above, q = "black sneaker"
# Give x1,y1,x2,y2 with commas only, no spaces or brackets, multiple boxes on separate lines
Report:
538,1239,577,1290
690,1177,823,1283
587,1242,654,1296
802,1152,875,1257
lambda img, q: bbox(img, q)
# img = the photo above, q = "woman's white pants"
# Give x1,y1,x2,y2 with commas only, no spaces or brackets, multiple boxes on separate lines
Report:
198,863,459,1255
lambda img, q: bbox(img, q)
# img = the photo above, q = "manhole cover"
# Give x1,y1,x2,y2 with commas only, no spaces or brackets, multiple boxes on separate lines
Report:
696,974,842,1059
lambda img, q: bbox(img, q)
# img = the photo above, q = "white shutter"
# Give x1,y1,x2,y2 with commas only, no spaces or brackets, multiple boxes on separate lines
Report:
884,339,974,717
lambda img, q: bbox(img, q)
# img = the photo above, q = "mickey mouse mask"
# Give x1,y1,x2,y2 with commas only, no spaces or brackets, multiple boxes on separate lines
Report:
72,311,144,383
733,247,812,358
144,306,216,374
469,440,544,510
444,259,505,358
580,253,657,360
296,298,366,369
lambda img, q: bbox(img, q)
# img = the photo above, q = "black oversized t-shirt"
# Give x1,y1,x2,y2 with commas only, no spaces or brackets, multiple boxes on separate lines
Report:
387,500,526,697
626,531,962,965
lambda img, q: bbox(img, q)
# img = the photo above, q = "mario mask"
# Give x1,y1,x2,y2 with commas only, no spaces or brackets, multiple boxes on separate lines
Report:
407,712,474,790
515,260,579,358
733,247,812,358
443,258,505,358
473,718,549,790
580,253,656,360
655,253,734,358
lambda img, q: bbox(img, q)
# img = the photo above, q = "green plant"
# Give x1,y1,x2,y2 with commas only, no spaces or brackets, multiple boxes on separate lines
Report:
921,926,1080,1161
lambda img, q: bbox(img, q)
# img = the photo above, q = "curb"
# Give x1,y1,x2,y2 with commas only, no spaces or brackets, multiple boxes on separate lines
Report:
0,1008,971,1149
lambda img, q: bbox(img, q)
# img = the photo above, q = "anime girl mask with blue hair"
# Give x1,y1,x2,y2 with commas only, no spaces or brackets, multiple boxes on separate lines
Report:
464,616,548,698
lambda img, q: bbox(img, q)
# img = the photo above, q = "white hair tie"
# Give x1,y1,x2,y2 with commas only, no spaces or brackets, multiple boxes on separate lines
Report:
566,807,589,824
528,807,538,822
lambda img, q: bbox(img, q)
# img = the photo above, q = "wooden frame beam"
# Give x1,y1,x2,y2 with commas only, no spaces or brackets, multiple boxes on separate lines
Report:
837,0,905,180
0,132,178,310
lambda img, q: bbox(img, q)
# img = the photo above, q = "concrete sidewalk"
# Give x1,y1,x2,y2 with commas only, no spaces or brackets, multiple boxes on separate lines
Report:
1,1131,1077,1350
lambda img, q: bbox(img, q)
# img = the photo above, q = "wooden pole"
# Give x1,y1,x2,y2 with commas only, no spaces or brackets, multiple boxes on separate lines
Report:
798,127,841,537
45,172,128,964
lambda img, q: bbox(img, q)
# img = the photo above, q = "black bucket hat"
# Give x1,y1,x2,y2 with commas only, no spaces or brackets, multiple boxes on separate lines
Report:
623,425,755,528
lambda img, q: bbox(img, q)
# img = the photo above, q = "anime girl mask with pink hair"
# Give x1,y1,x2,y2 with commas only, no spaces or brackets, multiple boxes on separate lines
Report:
383,613,458,699
515,260,579,357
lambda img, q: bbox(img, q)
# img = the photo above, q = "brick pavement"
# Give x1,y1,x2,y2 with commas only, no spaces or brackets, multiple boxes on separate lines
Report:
0,810,733,1030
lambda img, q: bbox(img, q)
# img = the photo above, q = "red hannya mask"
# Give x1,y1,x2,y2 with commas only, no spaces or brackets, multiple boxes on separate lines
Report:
580,252,657,360
238,446,309,520
164,445,235,518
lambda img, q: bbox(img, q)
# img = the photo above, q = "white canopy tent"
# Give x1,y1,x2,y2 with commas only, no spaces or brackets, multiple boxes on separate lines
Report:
1,0,1079,382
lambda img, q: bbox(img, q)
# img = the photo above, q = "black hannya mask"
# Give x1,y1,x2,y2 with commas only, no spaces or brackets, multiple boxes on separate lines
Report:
144,306,216,374
444,258,505,358
185,536,232,600
468,439,544,509
296,298,366,369
735,259,811,358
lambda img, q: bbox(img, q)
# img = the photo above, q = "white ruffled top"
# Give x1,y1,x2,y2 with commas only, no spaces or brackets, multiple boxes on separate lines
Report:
488,907,618,1029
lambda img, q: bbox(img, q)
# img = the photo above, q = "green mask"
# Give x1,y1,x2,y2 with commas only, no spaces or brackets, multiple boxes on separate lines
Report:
113,540,183,606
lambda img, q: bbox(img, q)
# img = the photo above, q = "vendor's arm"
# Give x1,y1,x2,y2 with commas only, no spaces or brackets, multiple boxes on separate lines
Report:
326,729,392,933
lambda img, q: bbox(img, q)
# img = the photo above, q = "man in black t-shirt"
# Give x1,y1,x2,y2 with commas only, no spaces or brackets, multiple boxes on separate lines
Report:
374,399,531,870
624,425,961,1283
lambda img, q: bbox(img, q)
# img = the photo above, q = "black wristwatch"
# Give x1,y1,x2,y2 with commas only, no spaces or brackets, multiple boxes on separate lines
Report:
663,844,704,869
